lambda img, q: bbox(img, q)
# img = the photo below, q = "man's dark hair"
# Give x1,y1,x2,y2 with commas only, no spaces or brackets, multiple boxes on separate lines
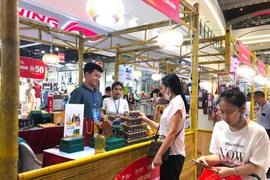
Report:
83,63,103,75
218,88,246,108
254,91,265,98
105,87,111,92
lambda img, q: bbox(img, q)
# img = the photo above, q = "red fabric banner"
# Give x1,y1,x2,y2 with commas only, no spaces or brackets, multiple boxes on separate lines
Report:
257,59,265,75
114,156,160,180
20,56,46,79
238,41,250,66
143,0,179,23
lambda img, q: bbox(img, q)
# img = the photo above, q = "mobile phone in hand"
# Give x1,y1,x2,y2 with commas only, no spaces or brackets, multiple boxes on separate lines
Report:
192,159,212,169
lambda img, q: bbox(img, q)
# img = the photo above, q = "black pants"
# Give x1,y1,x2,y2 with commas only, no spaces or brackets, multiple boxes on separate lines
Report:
160,155,185,180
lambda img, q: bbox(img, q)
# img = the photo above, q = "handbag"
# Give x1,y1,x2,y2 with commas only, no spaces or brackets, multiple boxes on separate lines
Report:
147,125,183,161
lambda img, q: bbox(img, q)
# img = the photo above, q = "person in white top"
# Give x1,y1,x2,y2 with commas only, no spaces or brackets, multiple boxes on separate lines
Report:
139,74,190,180
197,88,270,180
102,82,129,122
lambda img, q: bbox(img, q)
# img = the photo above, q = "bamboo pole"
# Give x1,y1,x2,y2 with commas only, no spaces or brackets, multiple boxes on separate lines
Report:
250,52,256,121
0,0,20,179
191,3,199,179
78,32,84,86
264,65,269,100
114,45,120,81
224,26,232,71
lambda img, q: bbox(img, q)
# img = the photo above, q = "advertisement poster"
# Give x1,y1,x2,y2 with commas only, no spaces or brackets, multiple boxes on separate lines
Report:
230,57,239,73
119,65,134,83
114,156,160,180
20,56,46,80
64,104,84,137
143,0,179,23
238,41,250,66
257,59,265,75
218,72,236,94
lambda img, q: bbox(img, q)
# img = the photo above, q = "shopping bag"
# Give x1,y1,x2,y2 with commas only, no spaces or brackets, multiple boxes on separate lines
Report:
83,118,94,146
198,168,241,180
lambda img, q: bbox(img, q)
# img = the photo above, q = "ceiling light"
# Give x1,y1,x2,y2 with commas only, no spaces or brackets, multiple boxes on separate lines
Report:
242,39,270,44
42,53,60,65
257,1,259,3
41,50,45,54
151,73,162,81
238,34,270,40
86,0,124,26
157,29,183,48
133,70,142,78
240,8,243,11
55,47,59,51
261,44,264,45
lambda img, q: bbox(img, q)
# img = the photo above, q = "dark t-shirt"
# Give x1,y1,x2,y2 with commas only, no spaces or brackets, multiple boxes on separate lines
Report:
102,95,111,100
69,84,102,119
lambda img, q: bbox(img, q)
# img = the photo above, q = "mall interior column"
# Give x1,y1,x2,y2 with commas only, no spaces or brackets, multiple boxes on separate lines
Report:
191,3,199,179
0,0,20,179
78,31,84,85
264,65,269,100
250,52,257,121
114,44,120,81
224,26,232,71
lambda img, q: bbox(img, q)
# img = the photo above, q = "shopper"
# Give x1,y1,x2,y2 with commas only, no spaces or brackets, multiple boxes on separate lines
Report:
139,74,189,180
128,93,136,111
253,90,270,178
102,82,129,122
69,63,104,121
197,88,269,179
102,86,111,100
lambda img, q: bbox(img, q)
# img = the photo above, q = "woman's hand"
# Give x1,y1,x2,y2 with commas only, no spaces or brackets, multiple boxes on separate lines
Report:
196,156,208,165
212,166,235,178
138,113,149,122
153,154,163,167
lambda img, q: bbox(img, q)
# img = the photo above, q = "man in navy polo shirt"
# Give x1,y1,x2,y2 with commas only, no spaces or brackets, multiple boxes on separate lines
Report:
69,63,104,122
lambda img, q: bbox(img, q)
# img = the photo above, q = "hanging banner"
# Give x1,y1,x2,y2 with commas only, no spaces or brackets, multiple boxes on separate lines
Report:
58,53,65,63
230,57,239,73
143,0,179,23
238,41,250,66
257,59,265,75
118,65,134,83
217,72,236,94
20,56,46,80
114,156,160,180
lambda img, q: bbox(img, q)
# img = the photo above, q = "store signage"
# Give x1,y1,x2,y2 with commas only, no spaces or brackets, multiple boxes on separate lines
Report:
238,41,250,66
47,95,53,113
254,11,270,17
257,59,265,75
58,53,65,63
119,65,134,83
114,156,160,180
143,0,179,23
96,61,103,68
217,72,236,94
20,56,46,80
18,8,100,41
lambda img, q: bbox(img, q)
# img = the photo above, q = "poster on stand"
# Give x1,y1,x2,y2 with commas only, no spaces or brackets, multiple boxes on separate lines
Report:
119,65,134,83
64,104,84,137
114,156,160,180
218,72,236,94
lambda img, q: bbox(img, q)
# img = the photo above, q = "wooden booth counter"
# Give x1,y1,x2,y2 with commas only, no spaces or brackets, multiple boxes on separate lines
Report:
18,132,196,180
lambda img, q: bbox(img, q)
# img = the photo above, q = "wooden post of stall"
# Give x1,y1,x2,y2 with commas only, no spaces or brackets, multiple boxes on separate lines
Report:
224,26,232,72
166,63,171,74
191,3,199,179
264,65,269,100
114,44,120,82
0,0,20,179
250,52,256,121
78,32,84,85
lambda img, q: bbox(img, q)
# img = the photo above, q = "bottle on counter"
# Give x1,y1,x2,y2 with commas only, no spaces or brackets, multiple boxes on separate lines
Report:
156,109,163,123
95,128,106,154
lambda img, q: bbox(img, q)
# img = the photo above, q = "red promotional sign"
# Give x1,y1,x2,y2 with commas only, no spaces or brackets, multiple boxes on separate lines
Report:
20,56,46,80
58,53,65,63
143,0,179,23
96,61,103,68
47,95,53,113
257,59,265,75
114,156,160,180
238,41,250,66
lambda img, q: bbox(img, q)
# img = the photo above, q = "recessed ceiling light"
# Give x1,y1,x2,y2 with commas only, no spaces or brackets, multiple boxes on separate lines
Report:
41,50,45,54
250,3,252,5
257,1,259,3
235,6,238,8
261,44,264,45
229,7,231,9
240,8,243,11
242,5,244,6
55,47,59,51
